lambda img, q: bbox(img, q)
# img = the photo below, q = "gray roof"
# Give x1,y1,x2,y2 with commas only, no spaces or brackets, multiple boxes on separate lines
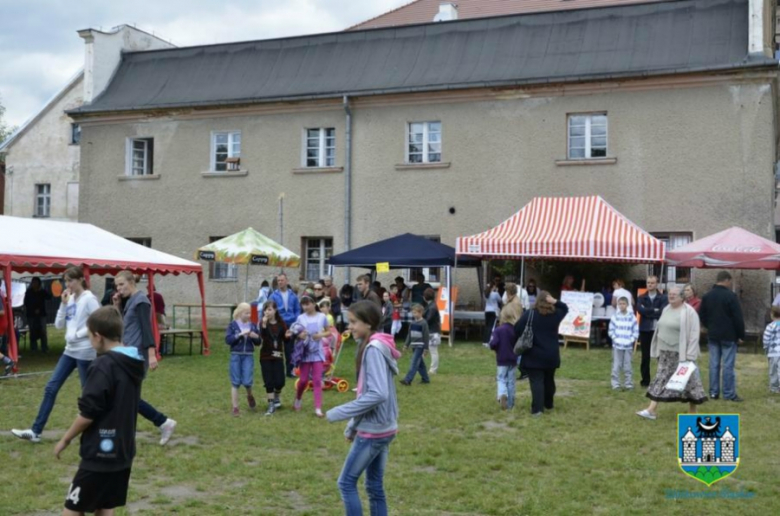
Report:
72,0,774,116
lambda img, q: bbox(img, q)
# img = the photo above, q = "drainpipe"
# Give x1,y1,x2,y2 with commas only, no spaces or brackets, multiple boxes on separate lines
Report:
343,95,353,284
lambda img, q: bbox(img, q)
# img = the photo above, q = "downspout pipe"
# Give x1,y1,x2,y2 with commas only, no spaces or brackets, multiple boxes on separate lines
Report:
343,95,353,284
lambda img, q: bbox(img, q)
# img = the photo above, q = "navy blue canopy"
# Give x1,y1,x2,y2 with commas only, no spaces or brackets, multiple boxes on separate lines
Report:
327,234,481,269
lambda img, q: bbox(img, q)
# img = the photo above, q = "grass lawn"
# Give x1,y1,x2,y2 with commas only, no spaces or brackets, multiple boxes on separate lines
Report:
2,329,779,515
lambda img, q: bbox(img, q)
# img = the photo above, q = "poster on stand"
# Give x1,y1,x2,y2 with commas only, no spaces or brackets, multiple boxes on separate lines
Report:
559,291,595,339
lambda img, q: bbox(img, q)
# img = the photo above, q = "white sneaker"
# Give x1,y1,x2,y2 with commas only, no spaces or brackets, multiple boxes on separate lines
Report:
11,428,41,443
636,410,657,421
159,418,177,446
315,408,324,418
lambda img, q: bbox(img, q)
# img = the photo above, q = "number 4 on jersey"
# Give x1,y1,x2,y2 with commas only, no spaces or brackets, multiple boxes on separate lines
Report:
67,484,81,505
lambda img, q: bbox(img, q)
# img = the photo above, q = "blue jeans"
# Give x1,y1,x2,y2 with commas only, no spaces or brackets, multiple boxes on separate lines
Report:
338,435,395,516
404,347,429,383
708,339,737,399
229,354,254,388
139,398,168,427
496,365,517,407
32,354,92,434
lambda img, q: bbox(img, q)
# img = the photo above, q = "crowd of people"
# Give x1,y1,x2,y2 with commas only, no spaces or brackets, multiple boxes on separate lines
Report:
481,270,758,421
4,264,776,516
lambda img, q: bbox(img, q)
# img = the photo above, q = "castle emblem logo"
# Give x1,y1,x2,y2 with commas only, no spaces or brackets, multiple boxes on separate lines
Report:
678,414,739,486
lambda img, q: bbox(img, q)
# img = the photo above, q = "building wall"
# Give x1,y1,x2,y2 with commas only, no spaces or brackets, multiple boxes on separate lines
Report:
78,78,777,330
3,76,83,220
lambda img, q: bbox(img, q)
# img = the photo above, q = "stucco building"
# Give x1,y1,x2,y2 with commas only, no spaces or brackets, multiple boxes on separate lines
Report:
0,25,172,221
69,0,778,330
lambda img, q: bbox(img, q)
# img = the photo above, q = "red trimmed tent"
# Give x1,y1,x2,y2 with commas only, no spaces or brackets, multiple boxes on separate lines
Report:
666,227,780,269
456,196,665,263
0,216,210,367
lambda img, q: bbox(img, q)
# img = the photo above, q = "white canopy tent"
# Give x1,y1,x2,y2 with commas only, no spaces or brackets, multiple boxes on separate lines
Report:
0,216,209,366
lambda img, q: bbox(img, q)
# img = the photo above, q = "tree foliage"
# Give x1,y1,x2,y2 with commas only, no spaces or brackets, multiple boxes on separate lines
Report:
0,95,17,163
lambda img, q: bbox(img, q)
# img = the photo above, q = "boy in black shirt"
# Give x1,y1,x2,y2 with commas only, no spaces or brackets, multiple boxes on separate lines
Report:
55,306,145,516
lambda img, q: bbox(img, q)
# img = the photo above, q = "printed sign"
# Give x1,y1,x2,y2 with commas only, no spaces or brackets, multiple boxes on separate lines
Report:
198,251,216,261
559,291,595,339
437,286,458,334
250,254,270,265
467,243,481,253
376,262,390,273
678,414,740,486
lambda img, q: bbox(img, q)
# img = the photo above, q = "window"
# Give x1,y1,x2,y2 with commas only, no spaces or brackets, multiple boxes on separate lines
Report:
126,237,152,248
34,184,51,217
409,235,441,282
305,128,336,167
209,236,238,280
303,238,333,281
211,131,241,172
407,122,441,163
126,138,154,176
568,114,607,159
649,232,693,284
71,123,81,145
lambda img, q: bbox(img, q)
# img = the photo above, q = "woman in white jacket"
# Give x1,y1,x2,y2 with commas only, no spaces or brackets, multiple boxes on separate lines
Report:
12,267,100,443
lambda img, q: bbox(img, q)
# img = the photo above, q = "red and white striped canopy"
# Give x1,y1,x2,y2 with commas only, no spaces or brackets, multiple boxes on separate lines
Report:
456,196,665,263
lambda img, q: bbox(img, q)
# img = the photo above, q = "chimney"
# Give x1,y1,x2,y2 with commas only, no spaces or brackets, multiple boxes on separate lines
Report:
78,25,175,104
433,2,458,22
748,0,773,57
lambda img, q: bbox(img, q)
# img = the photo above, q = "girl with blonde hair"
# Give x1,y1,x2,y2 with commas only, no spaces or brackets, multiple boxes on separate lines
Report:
225,302,261,416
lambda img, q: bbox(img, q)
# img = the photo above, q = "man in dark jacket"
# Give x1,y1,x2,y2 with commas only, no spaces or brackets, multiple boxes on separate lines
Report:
635,276,667,387
24,277,51,352
699,271,745,402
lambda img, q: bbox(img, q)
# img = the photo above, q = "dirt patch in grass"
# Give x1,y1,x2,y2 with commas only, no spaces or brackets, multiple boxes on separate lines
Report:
135,431,199,447
481,420,511,431
127,482,206,513
285,490,313,512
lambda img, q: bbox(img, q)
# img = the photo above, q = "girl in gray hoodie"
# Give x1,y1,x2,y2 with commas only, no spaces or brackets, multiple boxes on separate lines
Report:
327,301,401,516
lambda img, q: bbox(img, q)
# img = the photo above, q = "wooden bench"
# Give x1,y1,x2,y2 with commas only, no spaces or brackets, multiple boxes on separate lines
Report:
159,329,204,356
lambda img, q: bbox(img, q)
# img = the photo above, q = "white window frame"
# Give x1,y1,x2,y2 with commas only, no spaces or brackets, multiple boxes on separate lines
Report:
125,138,153,176
303,237,334,281
406,121,442,164
35,184,51,218
210,131,241,172
567,113,608,159
303,128,336,168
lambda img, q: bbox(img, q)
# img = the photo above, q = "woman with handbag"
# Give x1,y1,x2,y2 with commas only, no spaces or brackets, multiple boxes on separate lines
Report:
636,286,707,420
513,292,568,416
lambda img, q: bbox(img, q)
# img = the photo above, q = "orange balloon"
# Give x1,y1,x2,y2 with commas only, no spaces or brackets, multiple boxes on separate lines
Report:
51,281,63,297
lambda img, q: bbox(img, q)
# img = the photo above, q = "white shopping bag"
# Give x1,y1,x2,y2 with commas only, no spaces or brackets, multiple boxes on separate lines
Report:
664,361,697,392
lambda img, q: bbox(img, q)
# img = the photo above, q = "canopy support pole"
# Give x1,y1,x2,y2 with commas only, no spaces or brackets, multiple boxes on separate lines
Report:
148,271,161,360
447,265,453,347
520,257,525,291
477,262,485,311
660,262,666,290
197,271,211,355
244,264,250,302
83,265,92,289
3,265,18,366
